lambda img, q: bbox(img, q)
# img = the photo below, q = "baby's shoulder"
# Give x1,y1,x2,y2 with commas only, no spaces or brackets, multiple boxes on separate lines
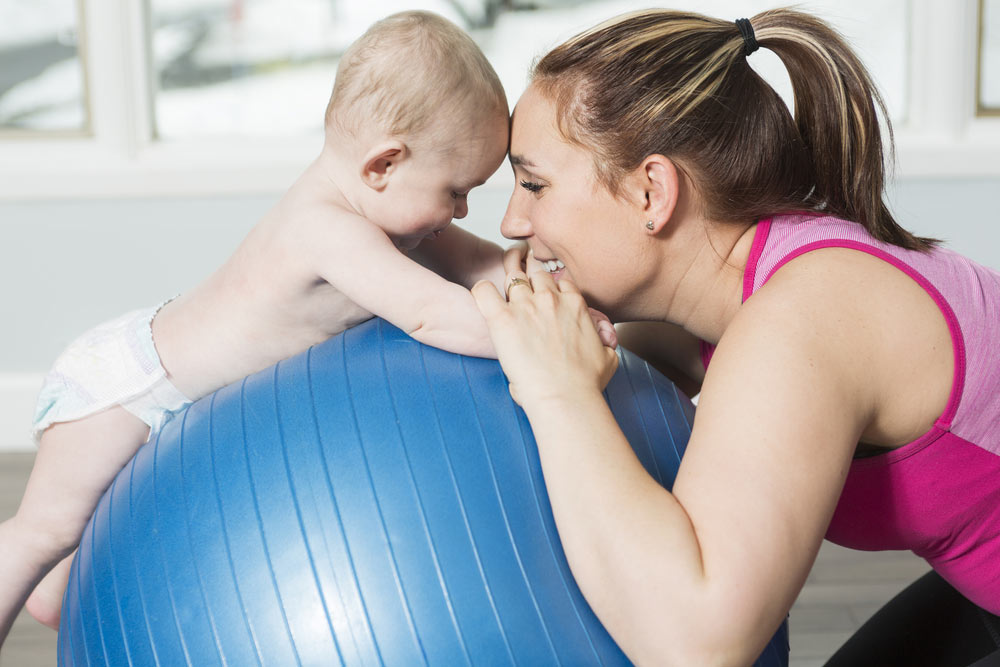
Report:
276,198,387,252
278,196,358,233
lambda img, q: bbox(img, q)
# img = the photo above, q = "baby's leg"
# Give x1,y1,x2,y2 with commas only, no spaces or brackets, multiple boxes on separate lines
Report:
0,407,149,644
25,552,74,629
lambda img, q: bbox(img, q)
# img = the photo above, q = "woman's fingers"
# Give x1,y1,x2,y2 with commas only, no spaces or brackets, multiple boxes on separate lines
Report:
486,271,611,349
504,271,533,301
554,274,580,294
502,242,529,273
471,279,507,318
524,250,546,274
542,277,617,348
473,270,620,408
527,269,562,295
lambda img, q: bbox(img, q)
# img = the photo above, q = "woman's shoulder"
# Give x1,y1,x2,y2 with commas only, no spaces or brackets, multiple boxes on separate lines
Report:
732,243,953,443
750,214,880,285
748,242,938,332
717,244,930,401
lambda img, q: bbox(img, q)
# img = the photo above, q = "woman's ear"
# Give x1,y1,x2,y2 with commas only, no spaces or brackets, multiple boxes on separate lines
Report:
361,139,408,191
637,154,679,234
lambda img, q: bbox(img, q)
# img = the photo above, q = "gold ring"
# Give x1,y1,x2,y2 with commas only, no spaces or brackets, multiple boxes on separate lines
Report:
505,277,530,299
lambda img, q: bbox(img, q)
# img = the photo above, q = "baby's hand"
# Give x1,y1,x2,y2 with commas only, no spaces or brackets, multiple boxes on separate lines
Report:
589,308,618,349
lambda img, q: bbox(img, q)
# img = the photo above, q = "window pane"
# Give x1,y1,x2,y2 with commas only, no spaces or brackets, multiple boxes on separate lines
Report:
0,0,89,132
151,1,499,139
981,0,1000,113
484,0,909,124
150,0,909,140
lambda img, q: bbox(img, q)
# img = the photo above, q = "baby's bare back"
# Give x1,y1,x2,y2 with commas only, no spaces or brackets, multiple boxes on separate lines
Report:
152,192,372,401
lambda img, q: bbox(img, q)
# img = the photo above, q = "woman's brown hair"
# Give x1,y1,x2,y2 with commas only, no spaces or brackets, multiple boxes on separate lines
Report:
531,8,936,250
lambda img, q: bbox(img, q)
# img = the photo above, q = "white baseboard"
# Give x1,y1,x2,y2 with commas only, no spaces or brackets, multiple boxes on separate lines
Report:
0,374,43,452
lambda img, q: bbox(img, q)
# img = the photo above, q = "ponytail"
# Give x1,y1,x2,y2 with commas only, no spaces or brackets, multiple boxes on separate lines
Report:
531,8,937,251
751,9,936,249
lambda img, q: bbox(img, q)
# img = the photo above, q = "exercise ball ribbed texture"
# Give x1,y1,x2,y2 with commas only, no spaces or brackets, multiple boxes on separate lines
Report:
58,318,788,666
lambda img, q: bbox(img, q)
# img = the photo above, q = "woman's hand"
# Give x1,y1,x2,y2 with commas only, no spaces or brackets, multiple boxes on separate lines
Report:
471,270,619,408
501,245,618,348
503,242,549,275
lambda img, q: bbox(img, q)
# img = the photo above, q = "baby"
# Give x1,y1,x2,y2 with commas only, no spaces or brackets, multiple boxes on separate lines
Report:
0,10,525,645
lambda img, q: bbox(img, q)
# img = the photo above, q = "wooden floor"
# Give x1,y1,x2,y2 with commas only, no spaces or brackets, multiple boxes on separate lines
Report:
0,451,929,667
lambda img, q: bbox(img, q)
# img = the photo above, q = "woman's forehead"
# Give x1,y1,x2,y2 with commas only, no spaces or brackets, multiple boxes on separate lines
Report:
511,86,552,132
509,87,575,167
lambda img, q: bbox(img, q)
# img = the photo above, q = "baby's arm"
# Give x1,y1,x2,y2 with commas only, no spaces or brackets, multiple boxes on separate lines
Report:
316,216,498,358
409,227,619,350
407,224,507,291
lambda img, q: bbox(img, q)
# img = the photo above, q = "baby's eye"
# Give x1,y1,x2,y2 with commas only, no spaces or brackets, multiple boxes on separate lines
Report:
451,191,468,200
519,180,544,194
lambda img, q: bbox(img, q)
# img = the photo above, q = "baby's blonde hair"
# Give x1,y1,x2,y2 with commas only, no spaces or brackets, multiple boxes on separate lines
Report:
326,11,507,142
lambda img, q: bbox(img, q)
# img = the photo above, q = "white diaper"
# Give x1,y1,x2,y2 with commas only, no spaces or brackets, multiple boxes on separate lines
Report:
32,303,192,442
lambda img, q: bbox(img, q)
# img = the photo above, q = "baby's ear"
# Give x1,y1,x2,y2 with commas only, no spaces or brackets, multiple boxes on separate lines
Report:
361,140,408,191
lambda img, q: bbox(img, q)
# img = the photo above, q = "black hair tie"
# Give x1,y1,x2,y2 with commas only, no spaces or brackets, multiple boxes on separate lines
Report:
736,18,759,56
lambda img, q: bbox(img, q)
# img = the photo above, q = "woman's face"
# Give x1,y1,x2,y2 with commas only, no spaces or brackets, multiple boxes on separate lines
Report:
501,84,644,317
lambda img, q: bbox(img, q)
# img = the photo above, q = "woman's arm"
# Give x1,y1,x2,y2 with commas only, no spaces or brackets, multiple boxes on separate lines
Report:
472,265,876,666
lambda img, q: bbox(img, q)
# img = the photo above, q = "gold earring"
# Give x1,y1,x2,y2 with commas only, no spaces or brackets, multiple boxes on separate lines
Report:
645,220,655,230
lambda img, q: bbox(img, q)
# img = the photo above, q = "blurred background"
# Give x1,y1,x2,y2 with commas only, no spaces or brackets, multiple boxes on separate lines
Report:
0,0,997,450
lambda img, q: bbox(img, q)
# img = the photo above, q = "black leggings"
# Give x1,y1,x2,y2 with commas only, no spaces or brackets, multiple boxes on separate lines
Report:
824,570,1000,667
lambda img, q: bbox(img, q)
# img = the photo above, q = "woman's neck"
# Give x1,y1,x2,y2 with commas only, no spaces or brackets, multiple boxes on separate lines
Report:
654,218,757,345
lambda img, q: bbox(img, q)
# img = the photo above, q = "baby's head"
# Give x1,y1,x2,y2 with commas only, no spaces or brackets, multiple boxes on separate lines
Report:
326,11,509,247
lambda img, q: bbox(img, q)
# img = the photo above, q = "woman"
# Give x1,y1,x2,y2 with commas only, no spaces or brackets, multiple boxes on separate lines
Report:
472,9,1000,666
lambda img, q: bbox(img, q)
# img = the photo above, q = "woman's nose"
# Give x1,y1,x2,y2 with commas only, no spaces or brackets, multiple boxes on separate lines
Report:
500,197,532,240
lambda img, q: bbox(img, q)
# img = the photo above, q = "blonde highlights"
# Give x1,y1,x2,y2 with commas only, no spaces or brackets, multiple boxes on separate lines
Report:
531,8,936,251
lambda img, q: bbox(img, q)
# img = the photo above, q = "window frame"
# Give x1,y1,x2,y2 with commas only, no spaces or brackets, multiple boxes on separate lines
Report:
0,0,996,201
978,0,1000,116
0,0,93,139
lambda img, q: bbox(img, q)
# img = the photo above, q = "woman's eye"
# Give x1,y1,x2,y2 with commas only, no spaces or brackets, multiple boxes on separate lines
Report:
519,180,544,193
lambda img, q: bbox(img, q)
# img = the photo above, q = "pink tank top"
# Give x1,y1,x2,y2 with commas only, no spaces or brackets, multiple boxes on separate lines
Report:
700,214,1000,613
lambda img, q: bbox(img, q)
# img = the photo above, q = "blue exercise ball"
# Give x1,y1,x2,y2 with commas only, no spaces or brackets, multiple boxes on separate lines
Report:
58,318,788,666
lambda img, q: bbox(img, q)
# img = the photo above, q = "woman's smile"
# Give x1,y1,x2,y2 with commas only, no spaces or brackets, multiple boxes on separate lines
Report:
535,256,566,279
